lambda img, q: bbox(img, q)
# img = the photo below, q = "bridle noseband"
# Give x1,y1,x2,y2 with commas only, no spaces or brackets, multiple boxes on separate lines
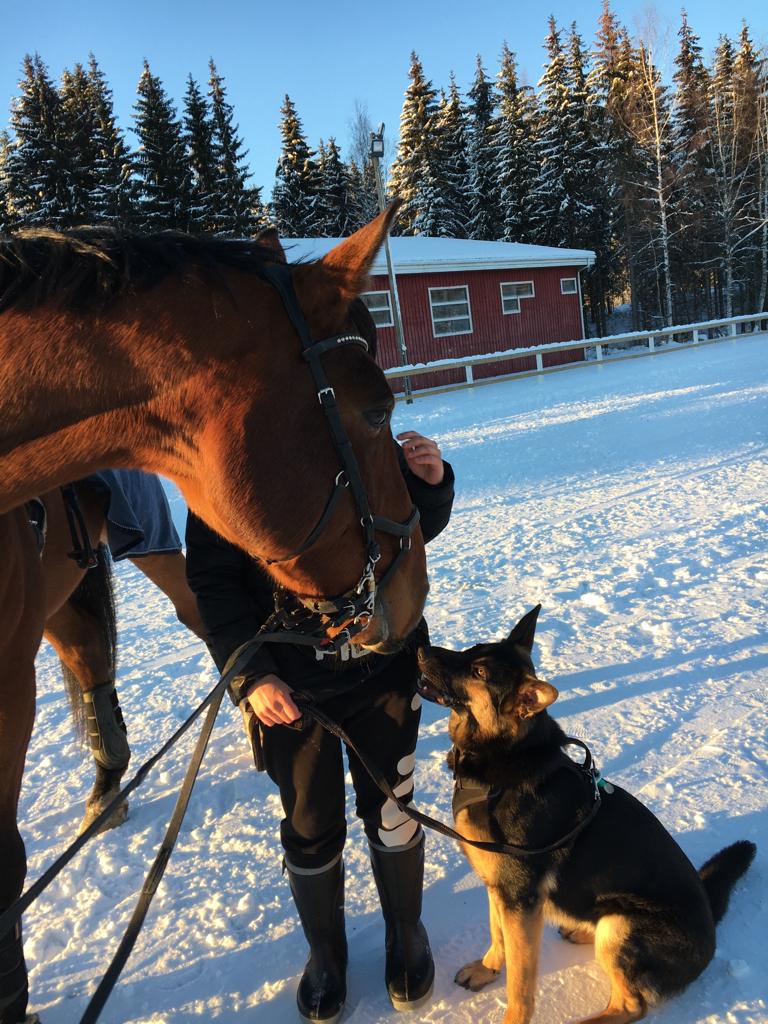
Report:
256,263,420,647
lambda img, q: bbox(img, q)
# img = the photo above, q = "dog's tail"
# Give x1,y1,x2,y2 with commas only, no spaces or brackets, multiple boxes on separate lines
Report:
698,840,756,924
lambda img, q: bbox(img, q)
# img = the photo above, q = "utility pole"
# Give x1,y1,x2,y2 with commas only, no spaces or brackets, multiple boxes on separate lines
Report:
369,123,412,403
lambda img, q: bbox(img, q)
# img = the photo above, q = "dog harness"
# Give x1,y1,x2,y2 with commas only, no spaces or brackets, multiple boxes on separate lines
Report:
450,737,611,847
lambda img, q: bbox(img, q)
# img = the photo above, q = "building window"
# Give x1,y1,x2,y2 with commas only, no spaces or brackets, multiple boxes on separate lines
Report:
561,277,578,295
500,280,535,314
362,290,394,327
429,285,472,337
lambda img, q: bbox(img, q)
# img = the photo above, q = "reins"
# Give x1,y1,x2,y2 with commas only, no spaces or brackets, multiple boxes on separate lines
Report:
292,699,604,859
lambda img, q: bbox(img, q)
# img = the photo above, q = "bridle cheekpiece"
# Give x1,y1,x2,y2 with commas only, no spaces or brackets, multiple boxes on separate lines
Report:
256,263,420,649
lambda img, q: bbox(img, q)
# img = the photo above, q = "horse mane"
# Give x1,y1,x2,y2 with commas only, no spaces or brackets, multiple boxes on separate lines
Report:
0,226,284,314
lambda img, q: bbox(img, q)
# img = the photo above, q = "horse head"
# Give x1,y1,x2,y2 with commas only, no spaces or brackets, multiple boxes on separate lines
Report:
181,205,428,650
0,206,428,649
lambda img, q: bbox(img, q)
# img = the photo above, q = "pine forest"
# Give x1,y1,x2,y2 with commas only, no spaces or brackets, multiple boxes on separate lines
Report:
1,3,766,334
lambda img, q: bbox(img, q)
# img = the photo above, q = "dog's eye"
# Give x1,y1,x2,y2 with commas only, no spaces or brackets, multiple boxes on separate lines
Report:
471,663,489,680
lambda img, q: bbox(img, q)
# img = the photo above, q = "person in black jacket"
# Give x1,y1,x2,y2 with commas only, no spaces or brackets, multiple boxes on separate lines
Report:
186,424,453,1023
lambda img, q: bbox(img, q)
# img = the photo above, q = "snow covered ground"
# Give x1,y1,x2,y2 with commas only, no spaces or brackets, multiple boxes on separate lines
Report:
23,335,768,1023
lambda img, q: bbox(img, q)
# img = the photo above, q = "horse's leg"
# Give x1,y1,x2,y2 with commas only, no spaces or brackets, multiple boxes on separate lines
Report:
0,512,44,1024
0,666,37,1024
44,597,129,835
128,552,208,641
41,484,129,835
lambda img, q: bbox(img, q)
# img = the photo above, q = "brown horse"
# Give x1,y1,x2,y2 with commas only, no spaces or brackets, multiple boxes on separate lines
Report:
41,481,208,835
0,205,428,1024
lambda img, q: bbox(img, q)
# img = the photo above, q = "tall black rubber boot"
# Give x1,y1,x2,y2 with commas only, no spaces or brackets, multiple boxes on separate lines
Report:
287,856,347,1024
369,833,435,1011
0,921,38,1024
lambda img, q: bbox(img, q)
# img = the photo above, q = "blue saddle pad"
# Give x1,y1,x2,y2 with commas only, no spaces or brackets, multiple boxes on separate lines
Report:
82,469,182,561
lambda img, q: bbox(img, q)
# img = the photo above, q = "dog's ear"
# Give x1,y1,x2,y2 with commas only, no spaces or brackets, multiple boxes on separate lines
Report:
506,604,542,652
502,677,558,720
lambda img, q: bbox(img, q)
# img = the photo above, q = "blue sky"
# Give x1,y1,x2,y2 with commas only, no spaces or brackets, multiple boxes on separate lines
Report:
2,0,765,198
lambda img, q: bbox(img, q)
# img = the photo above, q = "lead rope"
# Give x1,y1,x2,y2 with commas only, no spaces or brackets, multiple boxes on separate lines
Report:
76,621,355,1024
295,700,603,859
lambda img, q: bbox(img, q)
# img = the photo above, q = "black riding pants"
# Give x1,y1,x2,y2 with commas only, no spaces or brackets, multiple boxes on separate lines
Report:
260,650,422,871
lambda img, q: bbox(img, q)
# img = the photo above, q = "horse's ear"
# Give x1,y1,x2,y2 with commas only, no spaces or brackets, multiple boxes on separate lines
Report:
506,605,541,652
320,201,401,300
254,226,287,264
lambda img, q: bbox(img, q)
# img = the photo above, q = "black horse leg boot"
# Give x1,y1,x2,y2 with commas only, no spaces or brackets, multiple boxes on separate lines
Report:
369,833,435,1011
286,856,347,1024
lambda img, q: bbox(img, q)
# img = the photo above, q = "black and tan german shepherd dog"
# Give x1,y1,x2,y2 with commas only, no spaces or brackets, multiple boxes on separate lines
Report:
417,606,756,1024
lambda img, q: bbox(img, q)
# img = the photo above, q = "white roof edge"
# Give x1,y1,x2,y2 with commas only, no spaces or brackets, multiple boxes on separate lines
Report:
283,237,596,273
368,256,595,274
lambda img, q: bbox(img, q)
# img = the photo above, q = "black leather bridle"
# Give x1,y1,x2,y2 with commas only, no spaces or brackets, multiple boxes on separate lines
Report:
257,263,421,648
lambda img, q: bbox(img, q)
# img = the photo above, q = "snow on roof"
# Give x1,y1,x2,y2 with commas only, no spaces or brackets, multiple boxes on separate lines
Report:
282,235,595,274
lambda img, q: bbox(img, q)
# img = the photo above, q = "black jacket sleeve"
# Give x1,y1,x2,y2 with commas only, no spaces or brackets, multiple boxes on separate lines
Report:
185,512,279,683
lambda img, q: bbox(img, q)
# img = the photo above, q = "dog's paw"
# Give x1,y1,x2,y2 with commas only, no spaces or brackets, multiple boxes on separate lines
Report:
454,959,501,991
558,925,594,945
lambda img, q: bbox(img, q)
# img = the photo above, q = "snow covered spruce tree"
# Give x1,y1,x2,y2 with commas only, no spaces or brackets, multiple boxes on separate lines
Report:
465,56,501,240
494,44,538,244
183,75,219,232
59,63,102,224
6,54,71,228
588,2,637,328
85,55,133,226
208,60,263,235
346,158,379,233
388,52,441,235
314,137,354,236
530,18,575,247
671,11,713,320
271,94,319,236
0,131,12,232
431,75,471,238
132,61,190,230
564,23,614,334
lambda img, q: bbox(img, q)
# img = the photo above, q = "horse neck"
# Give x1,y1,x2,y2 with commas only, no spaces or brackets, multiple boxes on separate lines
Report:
0,300,199,512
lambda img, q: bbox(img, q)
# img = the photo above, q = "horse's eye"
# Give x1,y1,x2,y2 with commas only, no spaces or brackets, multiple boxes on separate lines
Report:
364,408,390,430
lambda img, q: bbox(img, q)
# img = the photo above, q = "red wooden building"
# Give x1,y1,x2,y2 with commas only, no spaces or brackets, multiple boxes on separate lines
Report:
287,236,595,391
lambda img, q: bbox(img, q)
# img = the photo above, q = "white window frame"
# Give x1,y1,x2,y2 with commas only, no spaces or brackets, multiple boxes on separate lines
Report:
560,277,578,295
500,280,535,315
428,285,473,338
361,290,394,327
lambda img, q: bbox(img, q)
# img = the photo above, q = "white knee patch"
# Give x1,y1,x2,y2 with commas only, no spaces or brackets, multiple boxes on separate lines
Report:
393,776,414,799
378,818,419,847
380,798,411,830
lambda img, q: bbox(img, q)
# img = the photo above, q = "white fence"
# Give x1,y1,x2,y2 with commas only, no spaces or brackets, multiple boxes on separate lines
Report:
384,311,768,396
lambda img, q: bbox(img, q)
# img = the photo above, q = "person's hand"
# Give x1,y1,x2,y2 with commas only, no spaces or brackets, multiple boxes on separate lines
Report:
245,674,301,727
397,431,445,486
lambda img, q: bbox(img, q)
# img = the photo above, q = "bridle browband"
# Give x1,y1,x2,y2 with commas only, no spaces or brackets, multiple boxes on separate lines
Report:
255,263,420,647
